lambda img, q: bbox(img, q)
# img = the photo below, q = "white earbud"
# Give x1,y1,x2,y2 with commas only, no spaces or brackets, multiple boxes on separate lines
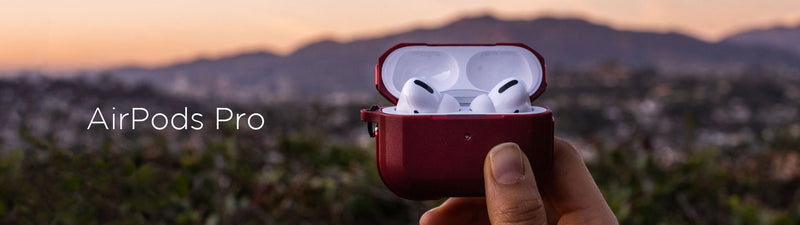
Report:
469,77,531,113
396,77,459,114
489,78,532,113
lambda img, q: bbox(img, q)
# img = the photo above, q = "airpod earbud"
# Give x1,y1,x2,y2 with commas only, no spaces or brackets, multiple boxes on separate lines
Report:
469,78,532,113
396,78,459,114
489,78,532,113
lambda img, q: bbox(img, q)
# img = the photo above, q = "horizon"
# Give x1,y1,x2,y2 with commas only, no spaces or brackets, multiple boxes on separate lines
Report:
2,0,799,72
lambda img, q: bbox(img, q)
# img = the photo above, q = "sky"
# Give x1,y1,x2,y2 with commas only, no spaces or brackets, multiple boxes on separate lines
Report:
1,0,799,71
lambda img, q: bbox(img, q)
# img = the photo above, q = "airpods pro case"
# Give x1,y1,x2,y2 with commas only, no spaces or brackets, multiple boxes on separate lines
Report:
360,43,553,200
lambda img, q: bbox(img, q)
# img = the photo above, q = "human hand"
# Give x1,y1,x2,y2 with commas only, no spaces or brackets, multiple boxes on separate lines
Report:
420,138,617,224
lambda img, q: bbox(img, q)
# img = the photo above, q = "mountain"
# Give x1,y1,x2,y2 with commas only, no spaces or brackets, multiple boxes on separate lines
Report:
111,51,283,98
109,15,800,101
722,25,800,56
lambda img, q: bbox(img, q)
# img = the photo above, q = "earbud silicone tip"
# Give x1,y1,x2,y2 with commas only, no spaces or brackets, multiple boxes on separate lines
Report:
438,94,461,113
469,94,495,113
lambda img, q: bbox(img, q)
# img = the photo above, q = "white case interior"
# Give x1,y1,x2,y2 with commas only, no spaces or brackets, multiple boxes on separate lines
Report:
381,106,548,115
380,45,545,115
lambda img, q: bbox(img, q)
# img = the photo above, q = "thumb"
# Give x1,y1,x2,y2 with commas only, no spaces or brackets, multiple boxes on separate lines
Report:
484,142,547,225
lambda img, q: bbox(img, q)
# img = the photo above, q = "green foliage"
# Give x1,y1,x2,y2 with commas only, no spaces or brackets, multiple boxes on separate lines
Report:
590,143,800,224
0,71,799,224
0,130,430,224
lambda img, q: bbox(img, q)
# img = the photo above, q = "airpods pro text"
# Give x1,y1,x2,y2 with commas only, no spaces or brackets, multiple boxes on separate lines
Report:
87,107,265,130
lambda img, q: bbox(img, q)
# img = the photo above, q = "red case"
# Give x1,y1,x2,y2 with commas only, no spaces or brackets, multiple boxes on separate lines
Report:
360,43,554,200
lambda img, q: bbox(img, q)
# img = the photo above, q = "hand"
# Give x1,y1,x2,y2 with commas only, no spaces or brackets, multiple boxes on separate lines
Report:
420,138,617,225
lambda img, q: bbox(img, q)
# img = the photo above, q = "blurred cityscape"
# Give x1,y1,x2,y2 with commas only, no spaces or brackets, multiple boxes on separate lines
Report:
1,15,799,224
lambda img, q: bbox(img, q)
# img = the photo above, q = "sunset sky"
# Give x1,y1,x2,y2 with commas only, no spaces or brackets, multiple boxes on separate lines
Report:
1,0,799,71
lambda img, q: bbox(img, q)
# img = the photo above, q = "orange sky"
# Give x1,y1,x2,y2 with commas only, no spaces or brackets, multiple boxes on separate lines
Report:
1,0,799,71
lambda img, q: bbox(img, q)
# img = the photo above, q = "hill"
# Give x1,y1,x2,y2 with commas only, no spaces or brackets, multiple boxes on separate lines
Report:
109,15,800,101
723,24,800,56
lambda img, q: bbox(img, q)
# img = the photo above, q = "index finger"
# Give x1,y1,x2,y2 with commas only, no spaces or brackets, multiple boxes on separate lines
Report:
537,137,617,224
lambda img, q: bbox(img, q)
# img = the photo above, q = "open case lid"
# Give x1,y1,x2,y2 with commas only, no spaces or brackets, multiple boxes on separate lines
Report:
376,43,547,105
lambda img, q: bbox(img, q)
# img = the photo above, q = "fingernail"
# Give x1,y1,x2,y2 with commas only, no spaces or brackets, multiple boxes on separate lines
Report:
490,143,525,185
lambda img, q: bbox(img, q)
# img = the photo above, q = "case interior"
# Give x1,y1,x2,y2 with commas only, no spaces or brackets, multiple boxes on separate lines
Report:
380,45,545,108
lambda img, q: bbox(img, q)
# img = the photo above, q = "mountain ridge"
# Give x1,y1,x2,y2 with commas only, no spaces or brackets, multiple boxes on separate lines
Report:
109,15,800,101
723,24,800,56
